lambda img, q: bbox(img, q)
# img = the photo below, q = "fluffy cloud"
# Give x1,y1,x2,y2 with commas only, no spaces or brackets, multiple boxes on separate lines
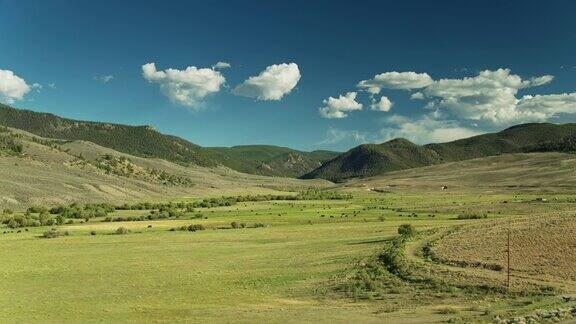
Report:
371,96,393,112
357,71,433,94
212,61,231,70
94,75,114,83
0,69,32,104
319,92,363,119
142,62,225,108
516,93,576,119
421,69,557,124
233,63,300,100
380,114,481,144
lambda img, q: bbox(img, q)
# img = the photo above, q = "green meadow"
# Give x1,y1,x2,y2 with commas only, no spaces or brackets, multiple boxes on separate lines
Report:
2,192,575,323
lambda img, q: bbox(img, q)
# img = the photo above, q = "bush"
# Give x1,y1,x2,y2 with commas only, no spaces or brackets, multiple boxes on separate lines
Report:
90,230,97,235
187,224,206,231
115,227,129,235
42,229,70,238
456,213,487,220
397,224,416,237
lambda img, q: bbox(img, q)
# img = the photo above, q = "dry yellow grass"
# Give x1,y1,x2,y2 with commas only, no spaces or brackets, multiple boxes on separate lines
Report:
433,212,576,282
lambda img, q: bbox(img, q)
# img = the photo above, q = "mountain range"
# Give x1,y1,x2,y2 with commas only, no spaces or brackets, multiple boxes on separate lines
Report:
3,104,576,183
302,123,576,181
0,104,338,178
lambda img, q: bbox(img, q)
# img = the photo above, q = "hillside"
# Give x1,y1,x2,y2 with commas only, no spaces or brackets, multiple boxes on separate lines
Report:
0,104,213,166
303,123,576,182
426,123,576,160
0,105,337,177
343,152,576,192
202,145,338,178
302,138,442,182
0,126,329,208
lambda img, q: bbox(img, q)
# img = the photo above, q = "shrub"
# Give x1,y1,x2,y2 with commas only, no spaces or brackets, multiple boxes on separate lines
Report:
42,229,69,238
90,230,97,235
397,224,416,237
27,206,48,214
456,213,487,220
7,218,19,229
115,227,129,235
187,224,206,232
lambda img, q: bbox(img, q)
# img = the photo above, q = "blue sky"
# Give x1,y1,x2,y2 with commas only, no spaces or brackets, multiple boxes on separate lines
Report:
1,0,576,151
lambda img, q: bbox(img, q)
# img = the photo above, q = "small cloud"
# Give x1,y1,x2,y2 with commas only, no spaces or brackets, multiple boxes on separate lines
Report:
94,75,115,83
233,63,300,101
319,92,363,119
48,83,56,89
357,71,433,94
370,96,393,112
316,127,369,146
142,62,225,109
212,61,231,70
32,83,43,92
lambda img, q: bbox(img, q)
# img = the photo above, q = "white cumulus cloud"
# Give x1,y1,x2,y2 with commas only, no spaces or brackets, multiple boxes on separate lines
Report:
357,71,433,94
142,62,226,108
516,93,576,118
423,68,555,125
371,96,393,112
319,92,363,119
233,63,300,100
0,69,32,104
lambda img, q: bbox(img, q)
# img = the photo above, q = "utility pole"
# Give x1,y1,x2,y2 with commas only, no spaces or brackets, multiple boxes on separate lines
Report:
507,228,511,289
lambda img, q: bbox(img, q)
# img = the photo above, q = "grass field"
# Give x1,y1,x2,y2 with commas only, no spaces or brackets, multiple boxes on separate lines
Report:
2,191,576,323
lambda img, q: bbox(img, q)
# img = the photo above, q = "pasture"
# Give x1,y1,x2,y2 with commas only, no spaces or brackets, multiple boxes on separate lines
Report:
1,191,575,323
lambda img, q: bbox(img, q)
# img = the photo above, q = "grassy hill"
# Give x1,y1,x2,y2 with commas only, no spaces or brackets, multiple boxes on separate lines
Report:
302,138,442,182
0,105,337,177
343,152,576,192
0,126,329,208
0,104,213,166
304,123,576,182
426,123,576,161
